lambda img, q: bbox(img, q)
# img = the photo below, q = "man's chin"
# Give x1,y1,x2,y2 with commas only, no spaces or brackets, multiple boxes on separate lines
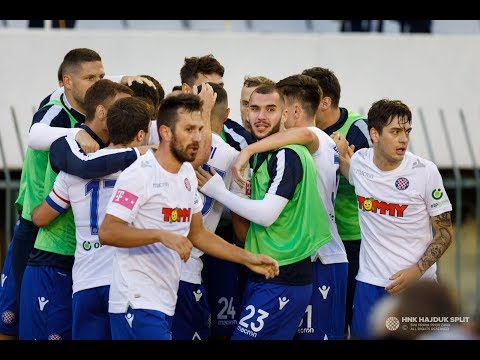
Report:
253,131,269,140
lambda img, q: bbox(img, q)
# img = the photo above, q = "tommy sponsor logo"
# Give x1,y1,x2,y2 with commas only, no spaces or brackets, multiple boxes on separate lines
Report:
113,189,138,210
162,207,191,223
357,196,408,217
153,182,169,188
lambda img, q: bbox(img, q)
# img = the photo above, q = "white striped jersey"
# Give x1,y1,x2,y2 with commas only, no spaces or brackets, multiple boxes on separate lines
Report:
46,146,137,294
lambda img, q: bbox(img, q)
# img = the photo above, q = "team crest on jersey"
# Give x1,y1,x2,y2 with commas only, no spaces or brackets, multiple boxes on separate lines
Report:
162,207,191,223
357,195,408,217
184,178,191,191
395,177,409,190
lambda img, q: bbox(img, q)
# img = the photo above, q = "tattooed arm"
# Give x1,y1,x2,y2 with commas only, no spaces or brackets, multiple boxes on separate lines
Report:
417,212,453,274
385,211,453,295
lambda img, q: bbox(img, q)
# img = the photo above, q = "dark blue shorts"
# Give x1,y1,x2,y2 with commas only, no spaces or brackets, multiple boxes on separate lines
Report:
231,280,312,340
172,280,210,340
296,261,348,340
19,265,72,340
351,280,388,339
0,221,20,335
110,306,173,340
72,285,111,340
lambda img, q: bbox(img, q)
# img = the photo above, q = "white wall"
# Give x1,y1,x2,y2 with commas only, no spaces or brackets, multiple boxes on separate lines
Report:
1,29,479,169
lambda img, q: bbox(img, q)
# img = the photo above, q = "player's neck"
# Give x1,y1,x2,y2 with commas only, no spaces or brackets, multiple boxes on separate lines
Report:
295,117,315,128
64,92,86,115
155,145,183,173
316,107,340,130
373,151,402,171
211,121,223,135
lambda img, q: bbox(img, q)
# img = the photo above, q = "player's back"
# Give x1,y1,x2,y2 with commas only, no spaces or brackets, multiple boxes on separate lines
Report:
55,147,132,294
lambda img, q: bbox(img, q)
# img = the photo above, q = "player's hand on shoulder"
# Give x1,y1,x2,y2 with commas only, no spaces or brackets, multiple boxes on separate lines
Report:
75,129,100,154
195,165,216,189
232,149,251,188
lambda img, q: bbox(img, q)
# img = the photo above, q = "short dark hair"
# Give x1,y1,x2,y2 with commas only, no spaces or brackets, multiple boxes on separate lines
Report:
207,82,228,123
243,75,275,88
180,54,225,87
276,74,322,118
128,80,160,113
367,99,412,133
251,84,284,104
157,93,203,134
141,74,165,102
302,67,341,108
57,63,64,83
84,79,134,122
61,48,102,76
172,85,183,92
107,97,152,145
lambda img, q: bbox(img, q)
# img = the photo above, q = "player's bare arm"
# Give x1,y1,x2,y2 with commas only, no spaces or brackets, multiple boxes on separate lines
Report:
418,211,453,274
187,212,279,279
386,211,453,294
31,200,62,227
99,214,193,261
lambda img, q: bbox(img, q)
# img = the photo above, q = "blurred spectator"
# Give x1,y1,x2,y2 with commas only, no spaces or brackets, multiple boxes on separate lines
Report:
369,280,461,340
399,20,432,33
29,20,76,29
341,20,383,32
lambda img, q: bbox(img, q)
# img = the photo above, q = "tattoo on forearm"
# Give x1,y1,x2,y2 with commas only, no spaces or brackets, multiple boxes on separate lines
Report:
417,212,452,274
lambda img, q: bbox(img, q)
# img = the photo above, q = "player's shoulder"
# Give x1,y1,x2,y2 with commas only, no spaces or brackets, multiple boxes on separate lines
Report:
32,101,69,125
404,151,438,172
125,150,155,175
351,147,371,163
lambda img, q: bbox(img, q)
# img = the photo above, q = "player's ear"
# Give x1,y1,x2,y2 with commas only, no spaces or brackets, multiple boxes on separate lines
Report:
159,124,172,142
370,127,379,143
97,104,107,120
182,83,192,94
